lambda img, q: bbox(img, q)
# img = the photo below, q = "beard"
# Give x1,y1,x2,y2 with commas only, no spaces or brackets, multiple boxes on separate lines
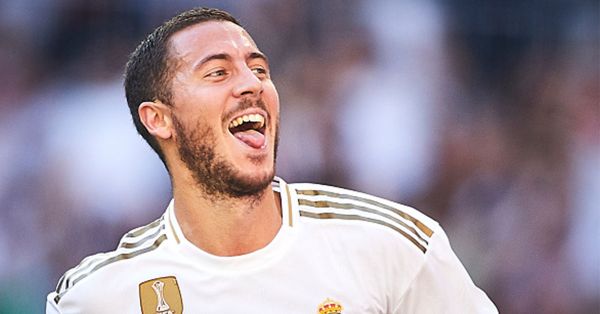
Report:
172,101,278,200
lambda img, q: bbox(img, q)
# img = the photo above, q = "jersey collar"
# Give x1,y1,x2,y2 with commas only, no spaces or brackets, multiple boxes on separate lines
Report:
162,176,299,273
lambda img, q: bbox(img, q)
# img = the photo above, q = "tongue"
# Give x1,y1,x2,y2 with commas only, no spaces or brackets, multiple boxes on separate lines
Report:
234,130,265,149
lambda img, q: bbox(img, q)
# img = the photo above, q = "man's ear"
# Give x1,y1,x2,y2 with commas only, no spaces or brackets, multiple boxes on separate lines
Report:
138,101,173,140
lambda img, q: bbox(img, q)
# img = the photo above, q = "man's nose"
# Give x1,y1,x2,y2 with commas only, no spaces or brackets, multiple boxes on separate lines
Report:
233,67,263,98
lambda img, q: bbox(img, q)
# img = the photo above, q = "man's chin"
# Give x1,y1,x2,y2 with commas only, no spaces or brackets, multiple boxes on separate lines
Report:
225,170,275,198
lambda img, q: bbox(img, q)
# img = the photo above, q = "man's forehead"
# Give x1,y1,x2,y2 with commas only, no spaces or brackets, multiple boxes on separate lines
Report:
169,21,259,59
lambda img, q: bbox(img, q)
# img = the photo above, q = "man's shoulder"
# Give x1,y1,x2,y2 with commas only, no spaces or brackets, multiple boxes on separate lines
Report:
48,215,170,308
290,182,440,254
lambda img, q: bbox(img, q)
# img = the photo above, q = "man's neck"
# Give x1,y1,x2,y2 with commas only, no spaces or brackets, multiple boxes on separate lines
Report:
171,181,282,257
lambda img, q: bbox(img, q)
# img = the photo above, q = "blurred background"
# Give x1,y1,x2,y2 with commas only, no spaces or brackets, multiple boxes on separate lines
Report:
0,0,598,313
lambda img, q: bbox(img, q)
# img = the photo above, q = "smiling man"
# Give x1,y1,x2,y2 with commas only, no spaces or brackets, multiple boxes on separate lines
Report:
46,8,497,314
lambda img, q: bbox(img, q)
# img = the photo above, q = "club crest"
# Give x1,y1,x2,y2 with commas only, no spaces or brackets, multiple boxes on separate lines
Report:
318,298,343,314
139,276,183,314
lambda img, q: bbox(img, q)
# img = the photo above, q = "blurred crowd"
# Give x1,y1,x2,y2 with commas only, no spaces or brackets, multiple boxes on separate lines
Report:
0,0,598,313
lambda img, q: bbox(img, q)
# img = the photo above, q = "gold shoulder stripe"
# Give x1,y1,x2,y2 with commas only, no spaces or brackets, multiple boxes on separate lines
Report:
299,210,426,253
297,189,433,237
124,216,163,238
298,198,428,245
55,275,66,295
55,234,168,304
63,228,165,293
56,253,107,294
60,218,166,294
120,224,165,249
55,253,102,293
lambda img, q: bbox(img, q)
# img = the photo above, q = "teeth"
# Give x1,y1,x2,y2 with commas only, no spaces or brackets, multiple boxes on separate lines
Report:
228,114,266,129
256,115,265,128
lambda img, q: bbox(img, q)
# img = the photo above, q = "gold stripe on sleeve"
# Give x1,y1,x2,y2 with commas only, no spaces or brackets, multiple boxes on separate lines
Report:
123,217,163,238
298,198,428,245
55,234,168,303
299,210,426,253
297,189,433,237
120,225,165,249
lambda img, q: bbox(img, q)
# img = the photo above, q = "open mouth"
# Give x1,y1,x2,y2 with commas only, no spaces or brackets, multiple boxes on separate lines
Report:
227,113,267,149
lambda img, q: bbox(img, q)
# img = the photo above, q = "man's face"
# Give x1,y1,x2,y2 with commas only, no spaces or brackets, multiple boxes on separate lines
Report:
167,21,280,198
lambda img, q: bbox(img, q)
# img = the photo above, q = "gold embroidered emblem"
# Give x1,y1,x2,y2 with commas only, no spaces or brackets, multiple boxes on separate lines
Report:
139,276,183,314
318,298,343,314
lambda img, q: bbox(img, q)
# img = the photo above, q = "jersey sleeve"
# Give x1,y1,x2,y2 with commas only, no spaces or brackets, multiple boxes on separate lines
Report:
46,292,62,314
393,227,498,313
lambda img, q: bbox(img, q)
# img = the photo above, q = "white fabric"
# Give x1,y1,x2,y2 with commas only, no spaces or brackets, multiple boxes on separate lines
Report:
47,178,497,313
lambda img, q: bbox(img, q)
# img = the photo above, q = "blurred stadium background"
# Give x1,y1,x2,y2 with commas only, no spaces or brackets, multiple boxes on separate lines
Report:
0,0,598,313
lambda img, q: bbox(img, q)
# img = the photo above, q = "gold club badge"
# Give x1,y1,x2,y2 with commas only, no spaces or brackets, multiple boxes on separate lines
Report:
318,298,343,314
139,276,183,314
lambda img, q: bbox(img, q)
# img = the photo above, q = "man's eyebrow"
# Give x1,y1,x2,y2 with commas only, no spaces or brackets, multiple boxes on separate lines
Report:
194,53,230,69
192,52,267,69
247,52,268,64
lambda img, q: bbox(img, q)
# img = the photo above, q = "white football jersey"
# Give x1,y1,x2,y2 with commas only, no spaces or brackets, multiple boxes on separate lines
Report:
47,177,497,313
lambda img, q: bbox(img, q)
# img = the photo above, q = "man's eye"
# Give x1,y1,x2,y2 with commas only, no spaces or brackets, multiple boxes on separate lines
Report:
206,70,227,78
252,67,268,76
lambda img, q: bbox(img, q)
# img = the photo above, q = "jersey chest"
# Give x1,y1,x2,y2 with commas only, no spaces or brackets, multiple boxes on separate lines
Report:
138,265,388,313
103,247,391,314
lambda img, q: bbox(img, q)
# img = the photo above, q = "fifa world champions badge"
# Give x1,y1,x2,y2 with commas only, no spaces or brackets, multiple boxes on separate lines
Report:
139,276,183,314
318,298,343,314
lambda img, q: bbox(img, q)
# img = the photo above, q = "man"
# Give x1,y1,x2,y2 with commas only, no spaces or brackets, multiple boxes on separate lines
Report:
47,7,497,313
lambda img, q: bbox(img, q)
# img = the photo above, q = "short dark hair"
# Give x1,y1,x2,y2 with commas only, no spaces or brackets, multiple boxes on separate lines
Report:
124,8,241,165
